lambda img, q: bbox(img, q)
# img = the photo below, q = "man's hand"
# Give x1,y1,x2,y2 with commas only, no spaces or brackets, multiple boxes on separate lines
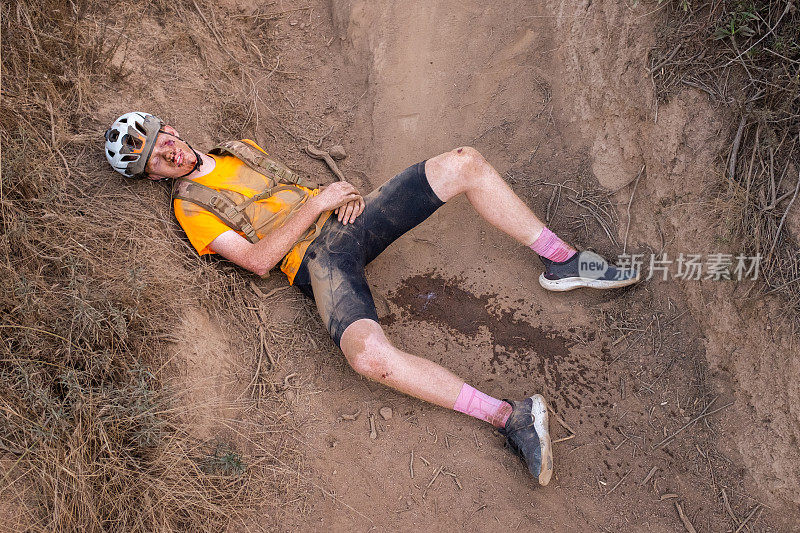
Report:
312,181,365,225
334,197,365,225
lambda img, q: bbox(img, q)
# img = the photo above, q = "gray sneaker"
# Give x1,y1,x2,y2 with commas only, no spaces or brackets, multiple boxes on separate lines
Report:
539,250,640,292
498,394,553,486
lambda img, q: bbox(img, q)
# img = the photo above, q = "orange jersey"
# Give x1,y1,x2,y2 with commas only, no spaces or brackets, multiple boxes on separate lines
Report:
173,141,330,284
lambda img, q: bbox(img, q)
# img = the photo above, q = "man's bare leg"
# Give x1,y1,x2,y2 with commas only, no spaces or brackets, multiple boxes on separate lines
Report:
339,317,552,484
339,319,512,428
424,146,640,290
340,318,463,407
424,146,560,247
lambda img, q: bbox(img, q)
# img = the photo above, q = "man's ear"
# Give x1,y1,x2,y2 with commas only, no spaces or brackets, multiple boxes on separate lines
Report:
162,124,180,137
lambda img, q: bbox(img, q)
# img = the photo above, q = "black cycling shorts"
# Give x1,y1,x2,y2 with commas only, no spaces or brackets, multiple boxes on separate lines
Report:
293,160,444,347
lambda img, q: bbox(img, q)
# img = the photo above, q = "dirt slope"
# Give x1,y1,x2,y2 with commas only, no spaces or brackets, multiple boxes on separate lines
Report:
211,0,798,531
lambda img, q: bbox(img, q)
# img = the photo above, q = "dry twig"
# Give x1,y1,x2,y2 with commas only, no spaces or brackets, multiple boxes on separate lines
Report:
674,502,697,533
654,397,733,450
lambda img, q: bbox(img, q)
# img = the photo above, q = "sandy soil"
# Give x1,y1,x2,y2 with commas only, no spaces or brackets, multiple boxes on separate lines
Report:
113,0,800,531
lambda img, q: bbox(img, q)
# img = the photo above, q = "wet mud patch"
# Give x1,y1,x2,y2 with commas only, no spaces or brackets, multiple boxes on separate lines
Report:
388,272,605,409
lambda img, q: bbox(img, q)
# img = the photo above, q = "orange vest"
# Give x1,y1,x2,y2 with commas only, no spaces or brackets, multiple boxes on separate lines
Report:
173,140,331,283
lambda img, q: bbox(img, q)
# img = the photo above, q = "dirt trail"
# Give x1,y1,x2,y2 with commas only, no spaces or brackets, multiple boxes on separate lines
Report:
248,0,798,531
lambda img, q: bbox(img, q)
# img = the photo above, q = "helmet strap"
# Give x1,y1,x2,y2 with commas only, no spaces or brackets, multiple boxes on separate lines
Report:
175,142,204,179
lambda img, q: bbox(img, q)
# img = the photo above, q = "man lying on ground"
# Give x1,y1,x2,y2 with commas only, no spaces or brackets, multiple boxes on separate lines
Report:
104,111,640,486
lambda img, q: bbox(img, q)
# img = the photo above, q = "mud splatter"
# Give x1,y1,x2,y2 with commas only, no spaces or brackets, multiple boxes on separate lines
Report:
388,274,568,352
388,272,602,408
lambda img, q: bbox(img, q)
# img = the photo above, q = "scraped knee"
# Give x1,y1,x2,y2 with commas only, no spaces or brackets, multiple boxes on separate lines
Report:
448,146,486,171
426,145,491,201
441,145,491,189
340,320,395,381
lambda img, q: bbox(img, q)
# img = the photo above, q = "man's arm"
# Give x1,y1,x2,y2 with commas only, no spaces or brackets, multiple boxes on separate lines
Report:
209,181,364,276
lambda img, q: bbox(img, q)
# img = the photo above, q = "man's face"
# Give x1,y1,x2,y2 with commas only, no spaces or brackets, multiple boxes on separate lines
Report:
144,125,198,180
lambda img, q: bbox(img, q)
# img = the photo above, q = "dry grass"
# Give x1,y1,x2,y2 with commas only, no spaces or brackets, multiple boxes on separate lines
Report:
650,0,800,311
1,0,310,530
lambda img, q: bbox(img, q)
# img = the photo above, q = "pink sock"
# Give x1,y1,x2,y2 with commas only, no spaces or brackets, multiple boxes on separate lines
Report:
530,227,576,262
453,384,512,428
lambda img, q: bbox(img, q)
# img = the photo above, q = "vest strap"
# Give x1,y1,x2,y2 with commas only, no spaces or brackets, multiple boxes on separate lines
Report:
209,140,319,189
174,179,259,243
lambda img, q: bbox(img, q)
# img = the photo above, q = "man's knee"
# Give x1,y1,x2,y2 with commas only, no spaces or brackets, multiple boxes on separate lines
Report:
426,146,489,201
340,320,395,380
343,332,395,381
444,146,486,174
347,343,391,380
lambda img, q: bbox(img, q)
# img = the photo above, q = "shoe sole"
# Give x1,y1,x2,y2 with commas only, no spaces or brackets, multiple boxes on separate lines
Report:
538,272,641,292
530,394,553,486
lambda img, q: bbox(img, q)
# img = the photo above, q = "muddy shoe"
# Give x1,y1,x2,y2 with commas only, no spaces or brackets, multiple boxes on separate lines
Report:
539,250,640,292
499,394,553,486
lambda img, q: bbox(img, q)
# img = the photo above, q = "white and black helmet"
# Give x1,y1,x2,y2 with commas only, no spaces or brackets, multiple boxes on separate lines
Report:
104,112,163,178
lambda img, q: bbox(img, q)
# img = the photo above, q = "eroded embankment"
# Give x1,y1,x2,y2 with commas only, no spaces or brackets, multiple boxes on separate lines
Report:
545,0,800,508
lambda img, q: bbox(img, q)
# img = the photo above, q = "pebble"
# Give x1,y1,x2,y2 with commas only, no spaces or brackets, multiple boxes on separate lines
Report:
329,144,348,160
285,389,296,402
379,406,393,420
374,293,390,318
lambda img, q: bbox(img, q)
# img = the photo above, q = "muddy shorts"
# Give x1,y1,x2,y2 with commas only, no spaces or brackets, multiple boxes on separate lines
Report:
293,161,444,347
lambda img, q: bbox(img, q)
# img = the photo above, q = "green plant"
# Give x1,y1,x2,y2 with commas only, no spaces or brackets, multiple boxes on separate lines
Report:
714,6,760,39
203,445,247,476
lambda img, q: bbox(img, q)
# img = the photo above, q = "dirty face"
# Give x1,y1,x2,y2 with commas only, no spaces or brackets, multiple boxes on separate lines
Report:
144,125,198,180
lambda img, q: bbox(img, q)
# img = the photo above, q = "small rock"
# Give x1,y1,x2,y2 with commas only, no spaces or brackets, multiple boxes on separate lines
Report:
338,409,361,421
285,389,296,402
369,414,378,439
374,292,390,318
329,144,347,160
289,19,298,26
379,406,393,420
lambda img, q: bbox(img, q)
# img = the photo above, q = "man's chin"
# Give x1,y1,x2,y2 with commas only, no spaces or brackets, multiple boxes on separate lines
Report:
183,151,198,170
